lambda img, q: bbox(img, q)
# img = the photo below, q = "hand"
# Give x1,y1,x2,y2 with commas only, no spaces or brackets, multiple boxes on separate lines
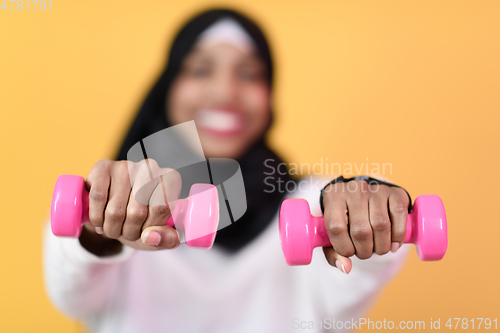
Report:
81,158,182,255
321,179,410,274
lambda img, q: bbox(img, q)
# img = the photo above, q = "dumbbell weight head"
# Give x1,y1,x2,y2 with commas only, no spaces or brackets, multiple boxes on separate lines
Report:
171,183,220,248
406,195,448,261
279,199,321,265
51,175,89,238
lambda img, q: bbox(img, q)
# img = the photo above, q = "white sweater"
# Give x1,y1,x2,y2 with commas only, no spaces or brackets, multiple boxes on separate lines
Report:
43,177,410,333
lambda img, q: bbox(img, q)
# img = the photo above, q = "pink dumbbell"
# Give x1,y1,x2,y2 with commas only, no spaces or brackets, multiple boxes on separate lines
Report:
51,174,220,248
279,195,448,265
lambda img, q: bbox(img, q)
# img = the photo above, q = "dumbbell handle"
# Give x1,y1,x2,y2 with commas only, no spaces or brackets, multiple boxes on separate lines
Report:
53,182,191,230
302,212,419,248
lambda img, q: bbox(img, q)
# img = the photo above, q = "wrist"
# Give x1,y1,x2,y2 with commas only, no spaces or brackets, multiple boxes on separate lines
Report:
319,175,413,214
79,225,123,257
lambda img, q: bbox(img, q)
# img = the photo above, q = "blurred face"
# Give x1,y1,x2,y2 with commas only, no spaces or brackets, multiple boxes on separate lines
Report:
166,41,271,159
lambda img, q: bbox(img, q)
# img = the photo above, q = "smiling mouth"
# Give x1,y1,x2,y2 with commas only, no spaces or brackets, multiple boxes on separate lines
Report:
195,109,244,136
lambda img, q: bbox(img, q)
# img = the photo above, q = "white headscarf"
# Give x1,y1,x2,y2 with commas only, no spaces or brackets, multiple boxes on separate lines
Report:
196,18,256,53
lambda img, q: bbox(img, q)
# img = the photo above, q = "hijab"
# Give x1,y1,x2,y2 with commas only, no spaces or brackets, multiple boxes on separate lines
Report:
116,8,294,253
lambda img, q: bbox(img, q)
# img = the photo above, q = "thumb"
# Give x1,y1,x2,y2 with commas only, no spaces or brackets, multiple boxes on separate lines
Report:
322,247,353,274
140,225,180,250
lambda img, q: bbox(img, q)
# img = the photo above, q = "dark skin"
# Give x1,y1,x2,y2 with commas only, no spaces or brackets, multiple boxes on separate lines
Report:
79,159,182,256
79,225,122,257
321,180,409,274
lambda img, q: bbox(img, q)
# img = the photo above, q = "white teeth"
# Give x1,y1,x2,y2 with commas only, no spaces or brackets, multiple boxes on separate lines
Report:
196,109,241,132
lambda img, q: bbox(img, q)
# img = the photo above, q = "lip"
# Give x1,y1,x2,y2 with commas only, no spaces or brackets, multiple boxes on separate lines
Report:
195,108,245,137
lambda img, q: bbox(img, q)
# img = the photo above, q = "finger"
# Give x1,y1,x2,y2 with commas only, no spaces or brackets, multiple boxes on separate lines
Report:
142,178,173,231
120,162,156,241
388,188,410,252
103,162,132,239
323,190,355,258
86,160,111,233
369,191,392,255
323,247,352,274
141,169,182,230
121,193,149,241
140,225,180,250
346,187,373,259
130,159,160,205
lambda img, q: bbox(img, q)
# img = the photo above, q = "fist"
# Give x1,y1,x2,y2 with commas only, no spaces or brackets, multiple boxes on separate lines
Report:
84,158,182,250
321,179,410,273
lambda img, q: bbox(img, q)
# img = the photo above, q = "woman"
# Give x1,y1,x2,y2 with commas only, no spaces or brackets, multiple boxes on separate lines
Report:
44,8,411,333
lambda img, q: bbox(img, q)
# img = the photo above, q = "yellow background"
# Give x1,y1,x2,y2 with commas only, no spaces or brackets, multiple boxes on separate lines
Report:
1,0,499,332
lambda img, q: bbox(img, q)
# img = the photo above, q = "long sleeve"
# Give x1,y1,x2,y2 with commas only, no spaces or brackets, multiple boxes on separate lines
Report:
42,220,136,319
298,245,410,332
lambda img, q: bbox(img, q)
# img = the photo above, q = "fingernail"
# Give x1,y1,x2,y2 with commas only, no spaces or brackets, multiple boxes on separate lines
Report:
95,227,103,234
335,260,347,274
142,230,161,246
390,242,400,253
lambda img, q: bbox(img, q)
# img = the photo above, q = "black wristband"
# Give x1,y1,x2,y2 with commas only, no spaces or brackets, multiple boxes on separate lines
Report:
319,175,413,214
